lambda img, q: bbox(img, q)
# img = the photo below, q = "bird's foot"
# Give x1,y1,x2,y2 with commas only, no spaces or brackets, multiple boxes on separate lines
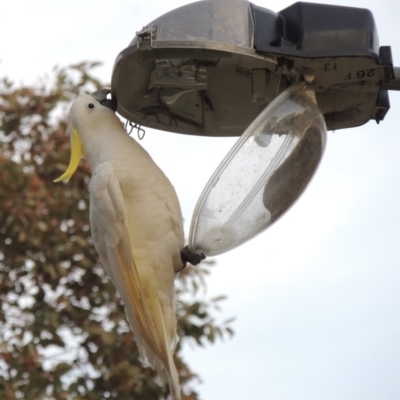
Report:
179,246,206,271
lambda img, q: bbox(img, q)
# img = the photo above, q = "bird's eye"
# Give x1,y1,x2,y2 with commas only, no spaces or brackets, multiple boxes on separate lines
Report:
88,103,95,109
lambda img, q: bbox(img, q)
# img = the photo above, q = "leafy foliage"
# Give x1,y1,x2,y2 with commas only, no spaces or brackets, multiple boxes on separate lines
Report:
0,63,233,399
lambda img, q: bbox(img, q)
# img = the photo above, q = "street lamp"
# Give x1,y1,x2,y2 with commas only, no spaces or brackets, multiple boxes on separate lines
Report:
108,0,400,256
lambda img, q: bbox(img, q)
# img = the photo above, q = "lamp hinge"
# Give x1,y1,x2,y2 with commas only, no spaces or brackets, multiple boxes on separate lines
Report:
136,25,157,50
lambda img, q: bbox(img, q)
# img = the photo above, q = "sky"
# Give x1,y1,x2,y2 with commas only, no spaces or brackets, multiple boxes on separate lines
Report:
2,0,400,399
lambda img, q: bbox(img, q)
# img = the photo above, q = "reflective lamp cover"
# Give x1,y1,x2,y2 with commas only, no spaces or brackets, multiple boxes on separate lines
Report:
188,83,327,256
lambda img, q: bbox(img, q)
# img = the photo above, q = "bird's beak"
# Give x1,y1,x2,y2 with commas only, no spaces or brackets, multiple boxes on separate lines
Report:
54,127,83,182
91,89,118,112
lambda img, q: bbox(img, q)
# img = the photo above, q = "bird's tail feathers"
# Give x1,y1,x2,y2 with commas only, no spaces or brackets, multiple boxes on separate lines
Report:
112,226,181,400
153,301,181,400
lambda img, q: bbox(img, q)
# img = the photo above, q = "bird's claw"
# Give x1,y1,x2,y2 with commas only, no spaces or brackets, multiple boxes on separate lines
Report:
180,246,206,270
91,89,118,112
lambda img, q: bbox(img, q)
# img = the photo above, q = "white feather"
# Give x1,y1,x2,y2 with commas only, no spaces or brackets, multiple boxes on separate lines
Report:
70,94,184,400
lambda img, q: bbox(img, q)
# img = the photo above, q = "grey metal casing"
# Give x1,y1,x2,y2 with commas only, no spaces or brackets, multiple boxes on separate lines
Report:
111,0,394,137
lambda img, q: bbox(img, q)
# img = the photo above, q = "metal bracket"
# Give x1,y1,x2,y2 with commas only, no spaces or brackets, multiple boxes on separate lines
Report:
136,25,157,50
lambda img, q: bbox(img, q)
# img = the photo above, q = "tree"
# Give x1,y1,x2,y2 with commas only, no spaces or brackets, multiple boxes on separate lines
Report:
0,62,233,400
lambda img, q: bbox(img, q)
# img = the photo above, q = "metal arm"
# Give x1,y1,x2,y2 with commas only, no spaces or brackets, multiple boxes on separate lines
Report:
381,67,400,91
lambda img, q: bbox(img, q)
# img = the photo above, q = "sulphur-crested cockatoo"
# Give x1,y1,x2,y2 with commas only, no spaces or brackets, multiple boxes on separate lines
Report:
54,90,185,400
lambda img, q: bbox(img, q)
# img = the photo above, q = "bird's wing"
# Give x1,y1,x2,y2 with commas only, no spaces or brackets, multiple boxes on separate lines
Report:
89,162,158,348
151,168,185,272
89,161,180,399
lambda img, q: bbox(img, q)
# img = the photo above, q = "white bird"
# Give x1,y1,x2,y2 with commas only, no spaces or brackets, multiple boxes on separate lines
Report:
54,91,185,400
